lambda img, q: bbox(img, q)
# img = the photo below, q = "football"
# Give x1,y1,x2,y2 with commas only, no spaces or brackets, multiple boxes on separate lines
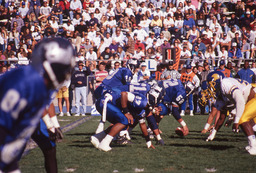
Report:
175,127,185,137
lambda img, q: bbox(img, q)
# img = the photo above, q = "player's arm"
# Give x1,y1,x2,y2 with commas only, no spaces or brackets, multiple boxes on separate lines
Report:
121,92,134,125
232,89,246,133
201,106,218,133
138,117,155,149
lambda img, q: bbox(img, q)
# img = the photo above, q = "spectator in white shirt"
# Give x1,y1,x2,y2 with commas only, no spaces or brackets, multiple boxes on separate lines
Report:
70,0,82,20
49,16,59,33
132,24,149,42
19,2,29,19
85,48,97,69
63,19,75,36
40,1,51,18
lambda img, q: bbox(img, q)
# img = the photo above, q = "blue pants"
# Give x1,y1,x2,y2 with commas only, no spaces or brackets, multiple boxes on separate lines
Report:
96,99,129,125
181,94,193,111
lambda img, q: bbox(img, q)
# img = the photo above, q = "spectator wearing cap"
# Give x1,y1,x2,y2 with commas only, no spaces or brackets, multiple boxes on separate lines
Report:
30,0,41,8
71,61,92,116
219,14,229,34
134,40,145,52
63,19,75,37
27,2,40,18
240,11,254,28
140,62,151,81
180,64,200,116
150,15,162,38
132,24,149,42
236,60,256,83
19,2,29,19
52,1,63,24
153,7,164,21
163,13,174,32
228,42,242,67
220,33,231,51
69,0,82,20
11,12,24,33
40,1,51,19
217,60,232,77
160,61,181,80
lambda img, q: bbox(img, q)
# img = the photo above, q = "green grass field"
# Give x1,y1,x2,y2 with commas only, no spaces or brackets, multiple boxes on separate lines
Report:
20,115,256,173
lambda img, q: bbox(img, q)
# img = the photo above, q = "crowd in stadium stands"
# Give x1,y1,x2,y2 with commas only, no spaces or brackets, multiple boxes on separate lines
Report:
1,0,256,114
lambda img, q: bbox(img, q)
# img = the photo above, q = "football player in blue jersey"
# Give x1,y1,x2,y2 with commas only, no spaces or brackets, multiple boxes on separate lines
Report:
151,79,190,136
0,38,75,172
91,83,156,151
94,58,138,133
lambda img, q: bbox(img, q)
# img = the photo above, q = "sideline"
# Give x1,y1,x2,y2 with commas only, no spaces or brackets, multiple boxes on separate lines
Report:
23,116,94,156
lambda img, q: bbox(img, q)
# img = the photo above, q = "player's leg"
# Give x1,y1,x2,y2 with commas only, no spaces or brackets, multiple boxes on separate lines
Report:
97,103,129,152
32,119,57,173
239,97,256,154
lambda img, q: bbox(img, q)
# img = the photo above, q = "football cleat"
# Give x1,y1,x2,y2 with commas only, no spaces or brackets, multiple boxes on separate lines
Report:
91,136,100,148
248,146,256,155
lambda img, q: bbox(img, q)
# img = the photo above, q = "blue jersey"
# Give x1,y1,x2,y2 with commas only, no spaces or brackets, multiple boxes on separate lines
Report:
94,68,133,99
161,79,186,105
0,66,52,170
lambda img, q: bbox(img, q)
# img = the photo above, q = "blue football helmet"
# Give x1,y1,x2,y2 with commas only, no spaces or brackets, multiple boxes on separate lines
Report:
147,82,165,107
31,38,75,89
127,58,140,74
206,71,225,98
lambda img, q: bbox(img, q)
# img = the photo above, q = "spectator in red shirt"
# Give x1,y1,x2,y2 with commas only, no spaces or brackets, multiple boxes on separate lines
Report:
95,62,108,88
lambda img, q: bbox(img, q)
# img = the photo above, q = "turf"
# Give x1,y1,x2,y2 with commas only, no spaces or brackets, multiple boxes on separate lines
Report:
20,115,256,173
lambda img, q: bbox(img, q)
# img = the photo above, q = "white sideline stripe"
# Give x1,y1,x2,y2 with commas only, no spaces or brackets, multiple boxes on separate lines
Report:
23,116,94,156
